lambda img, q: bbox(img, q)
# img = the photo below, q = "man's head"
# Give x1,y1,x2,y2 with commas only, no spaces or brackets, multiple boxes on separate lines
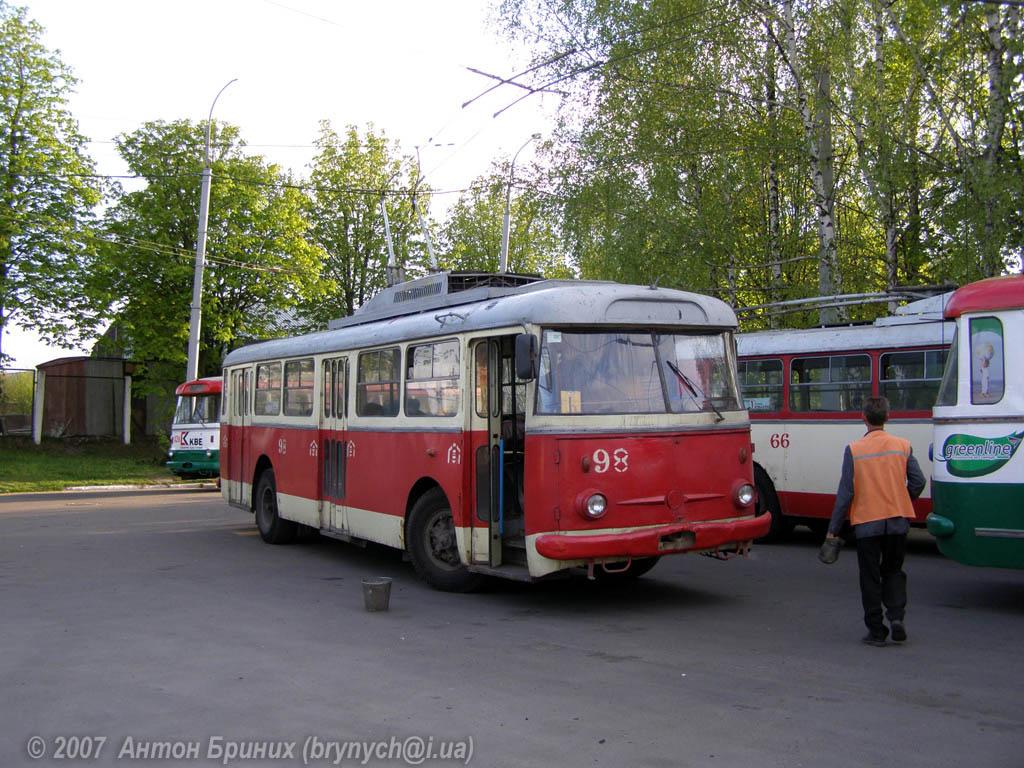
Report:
863,396,890,427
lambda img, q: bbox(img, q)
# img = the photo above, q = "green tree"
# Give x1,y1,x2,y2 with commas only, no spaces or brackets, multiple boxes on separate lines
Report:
498,0,1023,328
303,122,424,327
438,161,571,277
0,1,102,364
93,120,323,382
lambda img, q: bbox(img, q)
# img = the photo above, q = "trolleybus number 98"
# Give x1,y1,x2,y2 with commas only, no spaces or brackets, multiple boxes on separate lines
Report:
592,448,630,473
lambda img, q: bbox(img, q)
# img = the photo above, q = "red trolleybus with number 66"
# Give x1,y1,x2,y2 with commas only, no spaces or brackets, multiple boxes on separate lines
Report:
220,272,767,591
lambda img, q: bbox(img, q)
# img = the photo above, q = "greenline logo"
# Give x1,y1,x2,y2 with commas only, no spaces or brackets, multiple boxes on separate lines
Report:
938,430,1023,478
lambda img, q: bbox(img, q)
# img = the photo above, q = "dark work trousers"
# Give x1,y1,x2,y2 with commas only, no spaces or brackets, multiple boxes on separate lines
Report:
855,533,908,638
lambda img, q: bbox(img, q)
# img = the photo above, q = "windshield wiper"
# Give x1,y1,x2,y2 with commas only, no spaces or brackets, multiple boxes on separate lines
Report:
665,361,724,422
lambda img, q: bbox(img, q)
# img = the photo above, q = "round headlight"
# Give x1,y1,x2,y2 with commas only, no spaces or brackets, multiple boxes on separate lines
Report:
584,493,608,519
205,449,213,458
735,483,755,507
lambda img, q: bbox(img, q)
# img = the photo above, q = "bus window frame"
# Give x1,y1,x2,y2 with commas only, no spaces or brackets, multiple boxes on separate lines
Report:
405,338,460,418
879,347,948,412
789,353,871,413
283,358,315,418
969,316,1005,405
738,357,784,413
356,347,401,417
254,362,283,416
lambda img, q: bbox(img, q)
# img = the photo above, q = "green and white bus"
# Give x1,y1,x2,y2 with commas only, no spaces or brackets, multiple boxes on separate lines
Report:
166,377,222,480
928,274,1024,568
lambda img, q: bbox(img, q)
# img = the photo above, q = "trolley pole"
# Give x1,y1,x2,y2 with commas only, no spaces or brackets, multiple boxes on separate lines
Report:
499,133,540,274
186,78,237,383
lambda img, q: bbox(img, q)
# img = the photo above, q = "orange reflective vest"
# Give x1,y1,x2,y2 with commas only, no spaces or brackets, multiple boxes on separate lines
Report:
849,430,916,526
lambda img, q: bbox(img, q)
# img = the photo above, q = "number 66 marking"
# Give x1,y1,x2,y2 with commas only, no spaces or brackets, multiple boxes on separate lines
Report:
593,448,629,473
769,433,790,449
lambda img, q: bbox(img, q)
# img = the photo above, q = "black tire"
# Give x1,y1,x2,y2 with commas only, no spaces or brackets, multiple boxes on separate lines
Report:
593,556,660,582
754,465,793,541
407,488,483,592
254,468,297,545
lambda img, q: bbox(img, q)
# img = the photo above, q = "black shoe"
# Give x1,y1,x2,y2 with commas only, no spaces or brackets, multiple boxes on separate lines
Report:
890,621,907,643
862,632,887,647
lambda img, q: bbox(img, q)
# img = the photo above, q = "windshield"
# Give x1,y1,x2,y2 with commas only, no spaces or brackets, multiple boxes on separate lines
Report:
173,394,220,425
535,329,741,416
935,328,958,407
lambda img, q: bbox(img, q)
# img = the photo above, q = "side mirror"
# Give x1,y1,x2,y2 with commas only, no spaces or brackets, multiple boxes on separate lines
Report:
515,333,538,381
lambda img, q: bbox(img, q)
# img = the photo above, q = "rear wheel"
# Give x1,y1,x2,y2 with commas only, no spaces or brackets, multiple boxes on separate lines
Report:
254,468,297,544
755,465,793,541
407,488,483,592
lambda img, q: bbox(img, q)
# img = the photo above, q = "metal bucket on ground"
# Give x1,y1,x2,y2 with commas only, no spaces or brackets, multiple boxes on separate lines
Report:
361,577,393,612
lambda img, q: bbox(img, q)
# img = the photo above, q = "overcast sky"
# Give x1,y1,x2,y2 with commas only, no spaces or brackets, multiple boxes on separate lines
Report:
6,0,557,369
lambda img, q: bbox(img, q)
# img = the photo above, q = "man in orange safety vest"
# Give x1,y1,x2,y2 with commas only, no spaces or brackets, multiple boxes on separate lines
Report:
827,396,926,646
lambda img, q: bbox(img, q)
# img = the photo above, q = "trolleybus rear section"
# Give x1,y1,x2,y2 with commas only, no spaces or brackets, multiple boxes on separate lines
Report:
219,272,767,590
928,274,1024,569
167,376,222,479
737,297,954,538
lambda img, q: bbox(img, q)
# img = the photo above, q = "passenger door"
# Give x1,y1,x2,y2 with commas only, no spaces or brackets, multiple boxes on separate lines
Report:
470,339,503,567
227,368,251,506
320,357,349,532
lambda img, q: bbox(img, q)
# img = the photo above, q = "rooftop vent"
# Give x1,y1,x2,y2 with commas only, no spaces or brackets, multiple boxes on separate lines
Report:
327,271,544,330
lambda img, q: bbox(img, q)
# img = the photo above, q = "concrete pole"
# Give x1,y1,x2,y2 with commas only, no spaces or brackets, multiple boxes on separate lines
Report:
122,375,132,445
186,78,237,383
32,370,44,445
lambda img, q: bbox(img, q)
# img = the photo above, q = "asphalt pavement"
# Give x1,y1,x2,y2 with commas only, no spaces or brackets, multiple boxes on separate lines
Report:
1,488,1022,768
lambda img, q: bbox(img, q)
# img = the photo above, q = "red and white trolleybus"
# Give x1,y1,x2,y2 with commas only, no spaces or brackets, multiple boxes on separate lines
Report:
220,272,767,590
736,296,954,538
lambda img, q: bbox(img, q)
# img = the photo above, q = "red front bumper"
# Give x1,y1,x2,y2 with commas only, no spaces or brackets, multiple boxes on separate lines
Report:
534,515,770,560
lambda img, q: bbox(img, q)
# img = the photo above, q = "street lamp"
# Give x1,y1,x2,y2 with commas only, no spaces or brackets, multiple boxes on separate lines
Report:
499,133,541,274
186,78,237,382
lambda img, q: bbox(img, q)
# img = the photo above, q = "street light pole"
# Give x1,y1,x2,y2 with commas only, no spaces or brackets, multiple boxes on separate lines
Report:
499,133,541,275
186,78,237,382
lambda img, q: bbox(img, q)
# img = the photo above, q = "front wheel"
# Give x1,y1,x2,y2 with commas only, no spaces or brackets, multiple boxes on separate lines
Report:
407,489,482,592
254,468,297,544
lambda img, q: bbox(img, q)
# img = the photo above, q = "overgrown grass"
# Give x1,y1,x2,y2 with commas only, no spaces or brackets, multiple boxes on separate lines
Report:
0,436,192,493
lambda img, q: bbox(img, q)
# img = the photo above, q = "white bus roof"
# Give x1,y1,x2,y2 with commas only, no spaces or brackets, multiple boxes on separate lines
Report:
223,275,738,367
737,317,955,357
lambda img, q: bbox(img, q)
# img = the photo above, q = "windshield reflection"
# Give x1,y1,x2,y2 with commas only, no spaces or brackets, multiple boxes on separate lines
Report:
536,329,740,416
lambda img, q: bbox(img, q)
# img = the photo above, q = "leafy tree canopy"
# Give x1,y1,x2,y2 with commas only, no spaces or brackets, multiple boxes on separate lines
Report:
0,0,102,364
92,119,323,381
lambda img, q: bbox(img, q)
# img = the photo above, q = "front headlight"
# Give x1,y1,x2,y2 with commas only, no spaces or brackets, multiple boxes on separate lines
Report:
580,492,608,519
734,483,755,507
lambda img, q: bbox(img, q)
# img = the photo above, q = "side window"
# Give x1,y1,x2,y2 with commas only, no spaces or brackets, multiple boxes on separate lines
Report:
790,354,870,412
970,317,1004,404
283,358,314,417
356,347,400,416
880,349,948,411
337,359,348,417
405,340,460,417
222,374,228,417
323,360,332,418
738,358,783,412
324,358,348,418
254,362,282,416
